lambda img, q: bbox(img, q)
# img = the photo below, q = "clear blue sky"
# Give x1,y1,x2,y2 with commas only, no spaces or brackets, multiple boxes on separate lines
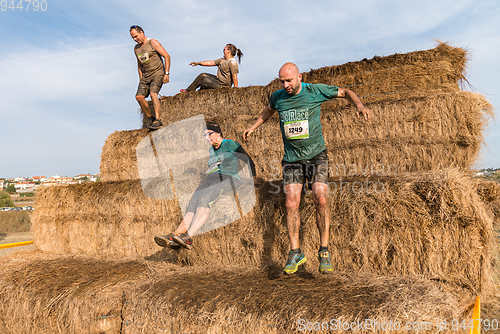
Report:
0,0,498,178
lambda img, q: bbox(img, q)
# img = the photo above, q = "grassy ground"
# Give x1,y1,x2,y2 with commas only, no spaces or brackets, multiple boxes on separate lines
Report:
0,232,34,257
8,194,35,207
0,211,33,257
0,211,32,233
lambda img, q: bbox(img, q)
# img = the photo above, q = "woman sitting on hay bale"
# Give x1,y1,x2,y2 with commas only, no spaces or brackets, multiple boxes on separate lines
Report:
180,44,243,92
154,121,256,249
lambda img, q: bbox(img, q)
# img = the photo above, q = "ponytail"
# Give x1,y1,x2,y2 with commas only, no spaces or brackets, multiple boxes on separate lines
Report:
226,44,243,64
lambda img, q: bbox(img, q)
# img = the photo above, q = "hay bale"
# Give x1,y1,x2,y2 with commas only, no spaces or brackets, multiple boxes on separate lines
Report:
0,253,145,334
100,43,484,182
302,42,468,97
31,169,497,293
150,42,467,128
0,252,482,334
100,91,492,182
33,180,182,257
100,129,149,182
474,179,500,321
475,179,500,220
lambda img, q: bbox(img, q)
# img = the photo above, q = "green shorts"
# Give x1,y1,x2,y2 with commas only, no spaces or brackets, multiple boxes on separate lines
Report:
282,150,328,190
136,73,164,97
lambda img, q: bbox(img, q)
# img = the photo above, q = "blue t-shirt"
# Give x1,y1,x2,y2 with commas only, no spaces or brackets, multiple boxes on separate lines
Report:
269,82,339,162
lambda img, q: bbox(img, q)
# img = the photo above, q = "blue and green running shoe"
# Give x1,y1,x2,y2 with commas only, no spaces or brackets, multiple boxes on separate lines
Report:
318,249,333,274
283,250,307,275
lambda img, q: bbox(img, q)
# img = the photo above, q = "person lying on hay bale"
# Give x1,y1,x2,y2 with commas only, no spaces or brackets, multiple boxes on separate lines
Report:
180,44,243,92
155,121,256,250
243,62,373,275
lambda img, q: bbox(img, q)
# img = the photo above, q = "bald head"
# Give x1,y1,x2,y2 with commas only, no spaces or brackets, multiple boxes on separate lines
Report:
278,62,302,95
279,62,300,77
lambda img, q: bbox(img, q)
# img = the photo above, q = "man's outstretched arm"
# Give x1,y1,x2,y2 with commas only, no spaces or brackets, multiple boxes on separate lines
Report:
243,104,276,141
189,60,216,67
337,88,373,121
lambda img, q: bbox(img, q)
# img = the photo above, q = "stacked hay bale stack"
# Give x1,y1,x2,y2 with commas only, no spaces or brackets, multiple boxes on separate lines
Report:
0,43,498,333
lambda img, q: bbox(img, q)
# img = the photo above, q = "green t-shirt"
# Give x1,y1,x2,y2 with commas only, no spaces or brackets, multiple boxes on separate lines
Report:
206,139,242,178
269,82,339,162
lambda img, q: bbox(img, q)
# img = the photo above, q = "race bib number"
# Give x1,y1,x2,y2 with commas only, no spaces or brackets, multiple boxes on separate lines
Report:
137,52,150,64
284,120,309,139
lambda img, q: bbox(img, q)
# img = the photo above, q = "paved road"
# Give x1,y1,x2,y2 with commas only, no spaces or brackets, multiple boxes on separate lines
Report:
0,232,34,257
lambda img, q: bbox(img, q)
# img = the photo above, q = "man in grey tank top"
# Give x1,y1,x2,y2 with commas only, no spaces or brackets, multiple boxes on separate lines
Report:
130,25,171,130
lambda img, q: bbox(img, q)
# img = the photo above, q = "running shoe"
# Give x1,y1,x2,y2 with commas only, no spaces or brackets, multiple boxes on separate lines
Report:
283,250,307,275
150,119,163,130
172,232,193,250
154,234,180,249
318,249,334,274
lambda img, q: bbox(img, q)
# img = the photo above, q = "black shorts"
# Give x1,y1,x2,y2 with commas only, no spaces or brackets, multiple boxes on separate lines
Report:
136,73,164,97
282,150,328,189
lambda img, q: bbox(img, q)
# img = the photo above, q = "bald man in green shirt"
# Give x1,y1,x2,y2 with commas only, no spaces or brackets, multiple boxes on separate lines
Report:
243,62,373,275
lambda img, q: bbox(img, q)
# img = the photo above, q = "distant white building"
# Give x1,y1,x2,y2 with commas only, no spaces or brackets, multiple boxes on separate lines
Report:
74,174,100,182
39,175,78,186
14,182,35,191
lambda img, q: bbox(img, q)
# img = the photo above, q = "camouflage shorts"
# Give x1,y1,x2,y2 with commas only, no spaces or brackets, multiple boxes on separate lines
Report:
282,150,328,189
136,73,164,97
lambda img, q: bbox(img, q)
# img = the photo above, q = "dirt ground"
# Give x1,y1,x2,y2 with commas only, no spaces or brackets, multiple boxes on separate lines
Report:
0,232,34,257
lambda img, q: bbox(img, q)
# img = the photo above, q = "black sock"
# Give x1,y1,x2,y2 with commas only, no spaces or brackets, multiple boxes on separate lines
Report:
150,115,156,121
319,246,328,252
291,248,302,254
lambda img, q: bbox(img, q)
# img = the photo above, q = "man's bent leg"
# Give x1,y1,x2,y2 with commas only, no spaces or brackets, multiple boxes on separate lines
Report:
174,212,194,235
283,185,307,275
284,183,303,250
186,207,210,236
281,162,307,274
136,77,153,117
311,182,329,247
136,95,152,117
312,181,333,274
150,92,161,119
171,211,196,249
149,74,164,119
172,207,208,249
